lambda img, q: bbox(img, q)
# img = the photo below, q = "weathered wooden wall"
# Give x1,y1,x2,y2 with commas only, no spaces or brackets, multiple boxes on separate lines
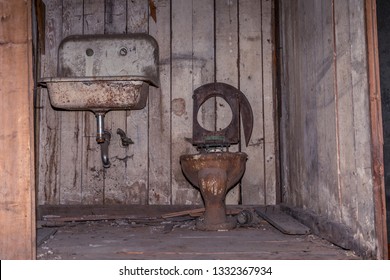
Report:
377,0,390,250
37,0,277,206
279,0,377,257
0,0,35,259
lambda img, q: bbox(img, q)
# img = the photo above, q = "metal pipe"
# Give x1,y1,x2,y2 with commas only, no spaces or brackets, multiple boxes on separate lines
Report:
95,112,106,143
100,130,111,168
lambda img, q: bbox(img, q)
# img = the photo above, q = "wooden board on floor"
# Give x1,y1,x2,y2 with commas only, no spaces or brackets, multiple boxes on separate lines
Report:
255,206,310,235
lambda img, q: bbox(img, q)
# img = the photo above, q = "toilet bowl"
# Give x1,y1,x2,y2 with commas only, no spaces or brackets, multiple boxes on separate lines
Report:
180,82,253,231
180,152,247,230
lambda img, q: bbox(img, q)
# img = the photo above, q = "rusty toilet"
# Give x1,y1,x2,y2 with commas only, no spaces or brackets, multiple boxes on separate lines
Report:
180,82,254,230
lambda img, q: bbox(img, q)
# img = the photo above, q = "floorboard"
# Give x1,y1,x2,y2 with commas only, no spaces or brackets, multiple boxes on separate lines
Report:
37,212,360,260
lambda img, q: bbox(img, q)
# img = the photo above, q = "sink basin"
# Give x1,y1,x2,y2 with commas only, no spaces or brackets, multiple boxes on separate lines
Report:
41,34,159,112
42,78,149,112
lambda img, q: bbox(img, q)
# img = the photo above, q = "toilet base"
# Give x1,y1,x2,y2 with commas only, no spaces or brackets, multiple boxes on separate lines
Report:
196,216,236,231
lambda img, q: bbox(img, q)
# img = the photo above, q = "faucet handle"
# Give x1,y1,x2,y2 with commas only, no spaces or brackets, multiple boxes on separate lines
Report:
117,128,134,147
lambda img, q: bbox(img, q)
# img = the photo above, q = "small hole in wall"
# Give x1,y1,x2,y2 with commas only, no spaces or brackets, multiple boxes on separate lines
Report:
86,48,94,56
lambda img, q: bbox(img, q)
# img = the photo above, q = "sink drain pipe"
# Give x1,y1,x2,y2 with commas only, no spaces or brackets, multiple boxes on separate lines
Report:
95,112,111,168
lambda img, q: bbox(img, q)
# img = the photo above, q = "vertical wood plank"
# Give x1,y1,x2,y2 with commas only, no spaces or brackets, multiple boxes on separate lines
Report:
59,0,84,204
127,0,149,33
0,0,35,259
82,0,105,204
315,0,339,219
303,0,319,211
297,0,307,209
193,0,215,131
262,0,276,205
171,0,201,205
366,0,388,259
103,0,133,204
291,0,302,208
278,0,291,204
334,0,357,227
38,0,62,205
215,0,240,204
239,0,264,205
349,0,376,248
148,0,172,205
118,0,150,204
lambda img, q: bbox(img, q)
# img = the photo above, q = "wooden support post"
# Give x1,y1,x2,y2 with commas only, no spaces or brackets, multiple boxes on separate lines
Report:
365,0,388,260
0,0,35,259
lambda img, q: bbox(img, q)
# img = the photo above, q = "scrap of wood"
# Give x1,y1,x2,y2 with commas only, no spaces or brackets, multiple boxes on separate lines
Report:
162,207,242,218
42,214,161,223
162,208,205,218
255,206,311,235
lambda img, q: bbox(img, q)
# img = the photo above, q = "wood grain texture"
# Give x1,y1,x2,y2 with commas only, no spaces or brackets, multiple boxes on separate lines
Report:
215,0,240,204
0,0,35,259
60,0,84,204
171,0,202,205
38,0,62,205
334,0,357,232
148,0,172,205
122,0,149,204
239,0,265,205
82,0,105,204
192,0,215,130
262,0,276,205
366,0,388,260
279,0,380,258
349,0,375,243
312,0,339,220
103,0,148,205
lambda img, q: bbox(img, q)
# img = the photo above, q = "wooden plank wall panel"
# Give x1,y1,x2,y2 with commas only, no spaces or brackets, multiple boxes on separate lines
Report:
279,0,378,257
315,0,339,220
148,0,171,205
239,0,265,205
171,0,202,205
38,0,62,204
82,0,105,204
262,0,276,205
103,0,129,204
334,0,357,229
279,0,291,205
38,0,277,207
192,0,215,131
123,0,149,204
215,0,240,205
348,0,375,248
304,0,320,213
60,0,84,204
0,0,35,259
293,0,305,209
